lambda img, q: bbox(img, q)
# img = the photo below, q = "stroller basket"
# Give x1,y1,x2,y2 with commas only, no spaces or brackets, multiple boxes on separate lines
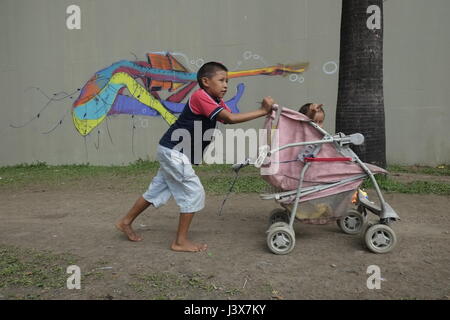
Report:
282,189,356,225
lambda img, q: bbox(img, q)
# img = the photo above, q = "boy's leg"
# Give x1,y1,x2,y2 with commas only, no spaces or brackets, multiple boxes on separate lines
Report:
156,146,206,252
116,165,171,242
116,196,152,242
171,213,207,252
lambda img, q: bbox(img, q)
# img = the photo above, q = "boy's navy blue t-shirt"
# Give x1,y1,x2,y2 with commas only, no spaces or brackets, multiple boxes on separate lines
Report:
159,88,231,165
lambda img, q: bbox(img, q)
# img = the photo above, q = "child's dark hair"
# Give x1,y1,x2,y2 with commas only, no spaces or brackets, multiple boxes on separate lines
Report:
299,103,313,115
299,103,324,118
197,62,228,89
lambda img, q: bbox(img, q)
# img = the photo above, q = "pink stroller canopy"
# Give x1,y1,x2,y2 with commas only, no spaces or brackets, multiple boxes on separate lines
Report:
261,107,386,202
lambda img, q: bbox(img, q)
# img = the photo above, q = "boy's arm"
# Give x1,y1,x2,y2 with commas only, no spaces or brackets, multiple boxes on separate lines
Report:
217,96,275,124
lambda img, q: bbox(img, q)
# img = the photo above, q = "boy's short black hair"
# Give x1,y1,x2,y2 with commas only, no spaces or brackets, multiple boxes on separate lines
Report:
197,62,228,89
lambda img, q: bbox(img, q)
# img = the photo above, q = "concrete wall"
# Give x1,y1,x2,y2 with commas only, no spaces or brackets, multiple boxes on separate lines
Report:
0,0,448,166
384,0,450,165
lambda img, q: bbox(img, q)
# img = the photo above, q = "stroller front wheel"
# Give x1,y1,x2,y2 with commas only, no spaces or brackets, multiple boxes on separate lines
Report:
364,224,397,254
266,223,296,255
337,209,366,235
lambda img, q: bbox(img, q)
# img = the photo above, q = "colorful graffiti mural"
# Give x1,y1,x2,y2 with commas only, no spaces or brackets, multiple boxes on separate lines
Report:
72,52,308,136
10,51,308,155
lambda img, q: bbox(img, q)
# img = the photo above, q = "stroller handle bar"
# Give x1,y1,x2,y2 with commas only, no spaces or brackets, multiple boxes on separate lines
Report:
271,132,365,154
254,132,365,168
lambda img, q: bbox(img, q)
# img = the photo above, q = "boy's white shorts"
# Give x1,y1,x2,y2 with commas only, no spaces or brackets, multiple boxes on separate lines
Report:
142,145,205,213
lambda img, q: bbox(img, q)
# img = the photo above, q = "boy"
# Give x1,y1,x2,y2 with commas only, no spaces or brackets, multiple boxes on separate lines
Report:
299,103,325,127
116,62,275,252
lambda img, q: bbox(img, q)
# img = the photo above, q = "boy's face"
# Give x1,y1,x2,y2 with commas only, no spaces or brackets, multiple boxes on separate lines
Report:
201,70,228,99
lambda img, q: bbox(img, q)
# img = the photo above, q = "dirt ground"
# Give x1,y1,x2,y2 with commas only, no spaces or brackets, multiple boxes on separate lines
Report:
1,176,449,300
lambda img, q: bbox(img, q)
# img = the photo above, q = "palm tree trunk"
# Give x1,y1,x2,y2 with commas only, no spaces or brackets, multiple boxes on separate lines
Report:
336,0,386,168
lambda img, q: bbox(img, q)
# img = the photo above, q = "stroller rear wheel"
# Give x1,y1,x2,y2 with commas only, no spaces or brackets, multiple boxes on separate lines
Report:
364,224,397,254
268,208,290,227
266,222,296,255
337,209,366,235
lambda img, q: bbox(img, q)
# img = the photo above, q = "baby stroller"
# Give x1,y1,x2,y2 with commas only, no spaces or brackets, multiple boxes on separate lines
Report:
233,105,400,255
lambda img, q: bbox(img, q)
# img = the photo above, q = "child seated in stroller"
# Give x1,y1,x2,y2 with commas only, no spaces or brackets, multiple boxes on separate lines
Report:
293,103,333,222
298,103,325,128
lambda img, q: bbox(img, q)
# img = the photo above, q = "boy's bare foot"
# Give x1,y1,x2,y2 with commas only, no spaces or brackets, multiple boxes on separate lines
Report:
171,240,207,252
115,221,143,242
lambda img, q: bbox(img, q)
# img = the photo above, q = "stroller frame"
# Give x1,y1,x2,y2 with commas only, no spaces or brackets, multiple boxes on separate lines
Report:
253,107,400,255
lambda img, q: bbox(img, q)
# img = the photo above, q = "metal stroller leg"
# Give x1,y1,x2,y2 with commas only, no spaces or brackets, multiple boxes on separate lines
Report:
266,162,311,255
354,156,400,221
288,162,311,228
349,153,400,253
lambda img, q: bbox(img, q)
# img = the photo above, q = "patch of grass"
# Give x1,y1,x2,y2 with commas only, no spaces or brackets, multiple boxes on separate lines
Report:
196,163,260,174
83,271,106,281
201,175,268,194
0,245,78,290
0,160,160,189
259,282,274,295
0,161,264,193
1,162,449,195
128,271,240,300
0,160,157,178
388,164,450,176
363,175,450,195
224,288,242,296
